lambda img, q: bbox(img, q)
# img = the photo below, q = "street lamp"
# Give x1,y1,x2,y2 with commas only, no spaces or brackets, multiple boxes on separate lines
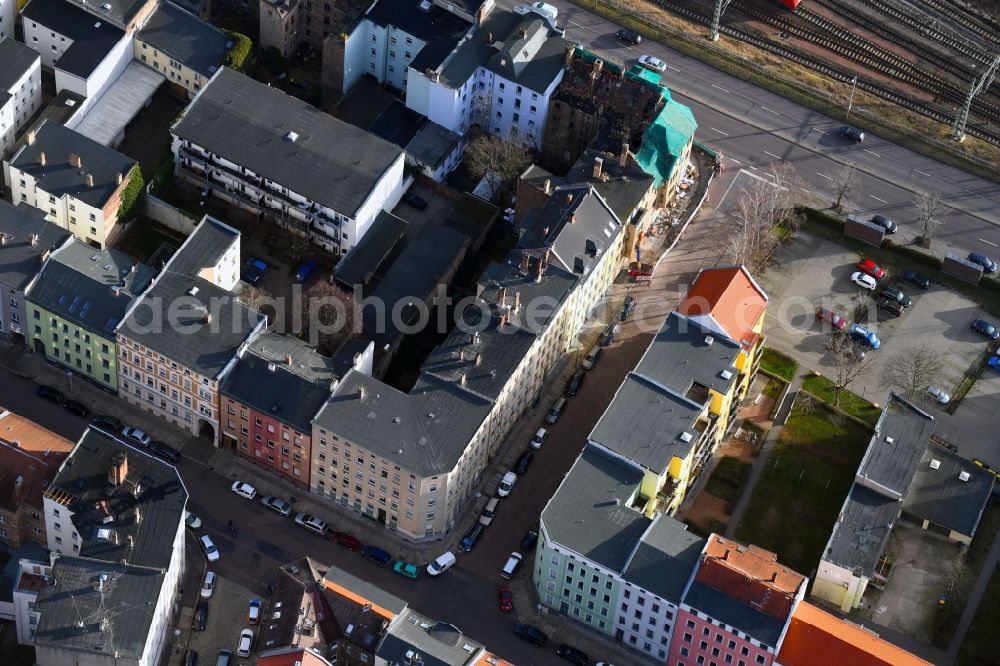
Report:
846,76,858,121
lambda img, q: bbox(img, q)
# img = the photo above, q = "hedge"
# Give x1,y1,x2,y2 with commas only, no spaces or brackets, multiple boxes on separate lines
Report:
223,31,252,72
119,166,145,223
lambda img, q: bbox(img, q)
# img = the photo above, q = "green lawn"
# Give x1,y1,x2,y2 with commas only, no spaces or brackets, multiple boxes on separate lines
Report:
760,348,798,381
801,373,882,427
958,563,1000,665
736,400,872,575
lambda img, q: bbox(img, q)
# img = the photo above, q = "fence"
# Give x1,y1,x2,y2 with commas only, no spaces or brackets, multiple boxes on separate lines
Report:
143,194,198,236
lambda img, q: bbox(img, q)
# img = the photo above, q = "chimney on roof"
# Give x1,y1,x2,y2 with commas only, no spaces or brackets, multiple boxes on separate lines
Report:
486,32,493,43
474,353,482,367
358,385,366,399
513,291,521,312
499,310,509,327
565,193,573,207
543,178,552,195
26,130,36,145
564,44,576,68
0,235,6,245
39,152,46,166
285,354,293,365
518,26,527,38
619,142,630,168
592,58,603,79
205,312,213,324
497,286,506,306
108,452,128,486
69,154,81,168
41,249,51,263
592,156,603,179
29,234,38,246
568,213,576,224
116,172,123,186
459,372,466,386
85,174,94,188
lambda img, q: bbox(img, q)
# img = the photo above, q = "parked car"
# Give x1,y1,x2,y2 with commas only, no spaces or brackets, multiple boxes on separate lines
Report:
360,545,392,566
216,649,232,666
514,450,534,475
815,307,846,330
876,297,903,318
246,599,262,625
36,385,64,404
529,427,548,450
500,552,523,579
329,531,361,550
520,526,539,550
192,602,208,631
62,400,90,418
615,28,641,44
564,369,585,396
200,571,216,599
237,629,254,658
545,397,566,424
294,260,318,282
260,496,292,516
927,386,950,405
968,252,998,273
183,649,198,666
241,267,264,286
185,511,202,530
231,481,257,499
619,294,636,321
294,513,328,535
849,323,881,349
902,270,930,289
971,319,1000,340
479,497,500,527
393,561,419,580
556,645,590,665
90,414,121,432
498,471,517,497
850,271,878,290
427,551,457,575
402,192,429,210
869,214,897,234
581,345,603,370
459,524,485,553
988,356,1000,371
855,259,885,279
839,125,865,142
149,440,181,463
121,426,151,447
638,54,667,73
879,286,911,308
246,258,268,273
513,623,547,646
499,586,514,612
600,322,621,346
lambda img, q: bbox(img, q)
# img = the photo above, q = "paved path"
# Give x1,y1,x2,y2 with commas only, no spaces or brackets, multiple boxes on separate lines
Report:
725,371,804,539
945,528,1000,664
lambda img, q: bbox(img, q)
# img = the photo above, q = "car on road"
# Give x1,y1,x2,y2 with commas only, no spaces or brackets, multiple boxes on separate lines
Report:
393,561,419,580
62,400,90,418
500,552,523,580
638,54,667,73
499,586,513,612
581,344,603,370
402,192,429,210
513,623,547,646
459,524,485,553
247,599,262,624
121,426,152,447
556,645,590,665
989,356,1000,371
902,270,930,289
237,629,253,658
241,267,264,286
927,386,950,405
427,551,457,576
968,252,998,273
879,286,911,308
329,531,361,550
294,260,318,282
850,271,878,290
294,513,328,535
36,385,64,404
521,527,539,550
498,471,517,497
564,369,585,396
869,214,897,234
360,545,392,566
815,307,846,330
200,571,216,599
615,28,641,44
90,414,121,432
246,258,268,273
876,297,903,318
855,258,885,279
150,440,181,463
529,427,548,450
620,294,636,321
184,511,202,530
849,323,881,349
514,450,534,475
479,497,500,527
838,125,865,142
231,481,257,499
971,319,999,340
260,496,292,516
192,601,208,631
600,322,621,346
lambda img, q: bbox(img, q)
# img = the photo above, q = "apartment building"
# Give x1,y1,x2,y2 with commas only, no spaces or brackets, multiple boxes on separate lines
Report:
25,239,155,392
0,38,42,158
34,428,187,664
0,408,74,550
6,120,139,247
0,200,72,340
321,563,406,663
669,536,807,666
135,1,230,97
259,0,369,60
117,217,266,438
171,67,406,257
8,545,52,645
0,0,12,40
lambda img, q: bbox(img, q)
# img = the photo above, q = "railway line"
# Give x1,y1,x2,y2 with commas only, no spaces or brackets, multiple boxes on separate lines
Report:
912,0,1000,45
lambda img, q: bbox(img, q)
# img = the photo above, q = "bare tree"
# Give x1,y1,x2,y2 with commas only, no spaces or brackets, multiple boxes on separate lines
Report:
881,343,945,403
464,131,532,203
914,192,946,247
304,281,356,355
824,333,879,406
724,162,803,267
830,164,859,212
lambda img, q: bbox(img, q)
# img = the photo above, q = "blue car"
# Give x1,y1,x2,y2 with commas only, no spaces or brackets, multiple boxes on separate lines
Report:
989,356,1000,372
968,252,998,273
246,258,268,273
459,524,484,553
849,323,881,349
971,319,1000,341
294,260,317,283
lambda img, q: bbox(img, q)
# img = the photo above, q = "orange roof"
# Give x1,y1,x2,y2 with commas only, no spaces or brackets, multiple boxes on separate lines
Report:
477,653,515,666
678,266,767,348
0,408,75,459
778,602,931,666
257,647,333,666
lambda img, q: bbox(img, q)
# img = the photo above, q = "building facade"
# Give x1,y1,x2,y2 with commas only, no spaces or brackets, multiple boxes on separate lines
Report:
0,38,42,158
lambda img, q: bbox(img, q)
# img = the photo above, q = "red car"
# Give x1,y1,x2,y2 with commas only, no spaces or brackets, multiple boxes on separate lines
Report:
499,586,513,612
815,307,846,331
856,259,885,280
329,531,360,550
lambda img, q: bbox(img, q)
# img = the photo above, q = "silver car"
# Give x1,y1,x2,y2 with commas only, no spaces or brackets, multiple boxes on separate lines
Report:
260,496,292,516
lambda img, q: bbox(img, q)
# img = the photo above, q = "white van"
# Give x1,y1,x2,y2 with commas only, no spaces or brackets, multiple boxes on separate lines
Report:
427,551,457,576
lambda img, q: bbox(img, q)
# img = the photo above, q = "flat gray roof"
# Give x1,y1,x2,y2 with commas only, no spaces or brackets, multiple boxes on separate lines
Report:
137,2,229,76
378,609,483,666
857,393,935,498
903,445,994,538
21,0,125,78
72,61,164,147
334,210,407,288
822,484,900,576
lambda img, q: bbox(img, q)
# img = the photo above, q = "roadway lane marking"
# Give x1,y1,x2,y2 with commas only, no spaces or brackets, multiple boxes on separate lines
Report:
979,238,999,247
712,84,731,93
763,150,781,159
801,188,811,194
567,20,582,27
963,188,985,199
730,158,742,164
748,165,759,171
760,106,781,115
817,172,833,180
664,63,680,72
870,195,888,203
710,127,730,136
913,169,931,177
863,149,881,157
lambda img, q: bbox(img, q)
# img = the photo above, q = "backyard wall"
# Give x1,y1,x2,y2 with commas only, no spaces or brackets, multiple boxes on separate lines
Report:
143,194,197,236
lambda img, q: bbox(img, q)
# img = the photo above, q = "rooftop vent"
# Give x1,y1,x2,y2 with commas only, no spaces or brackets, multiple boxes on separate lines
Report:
419,0,431,8
929,459,941,470
704,335,714,347
679,431,693,443
188,286,199,296
885,436,894,444
285,131,299,142
720,369,733,380
959,471,971,482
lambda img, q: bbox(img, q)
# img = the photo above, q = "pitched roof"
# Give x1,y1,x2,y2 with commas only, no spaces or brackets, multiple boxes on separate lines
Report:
9,120,136,210
678,266,768,349
258,647,335,666
61,0,152,29
0,408,74,512
778,601,932,666
21,0,125,78
333,210,407,287
856,394,935,498
902,445,994,538
0,201,71,291
377,609,484,666
365,0,472,75
683,581,787,647
621,515,705,604
164,215,239,277
321,563,407,619
137,2,229,77
0,407,76,460
172,68,403,217
0,37,40,92
634,92,698,187
484,12,569,93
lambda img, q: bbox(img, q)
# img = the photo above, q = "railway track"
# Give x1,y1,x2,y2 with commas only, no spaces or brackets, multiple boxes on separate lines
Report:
913,0,1000,45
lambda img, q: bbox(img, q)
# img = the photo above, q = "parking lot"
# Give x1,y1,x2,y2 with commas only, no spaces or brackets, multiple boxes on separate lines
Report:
758,230,1000,460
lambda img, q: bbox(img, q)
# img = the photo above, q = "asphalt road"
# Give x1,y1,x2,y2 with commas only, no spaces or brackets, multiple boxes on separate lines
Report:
549,0,1000,254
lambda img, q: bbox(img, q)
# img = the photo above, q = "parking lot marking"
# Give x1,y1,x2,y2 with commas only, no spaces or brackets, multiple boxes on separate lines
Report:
712,84,731,93
763,150,781,159
710,127,730,136
760,106,781,115
869,194,888,203
979,238,999,247
863,148,881,157
817,172,833,180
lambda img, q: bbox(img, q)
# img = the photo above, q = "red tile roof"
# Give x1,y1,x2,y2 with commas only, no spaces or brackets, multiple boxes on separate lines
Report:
678,266,767,348
0,409,72,513
778,602,931,666
257,647,334,666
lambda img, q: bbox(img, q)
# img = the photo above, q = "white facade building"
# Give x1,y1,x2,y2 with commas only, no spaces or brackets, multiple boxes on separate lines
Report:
0,38,42,157
0,0,13,40
13,556,52,645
